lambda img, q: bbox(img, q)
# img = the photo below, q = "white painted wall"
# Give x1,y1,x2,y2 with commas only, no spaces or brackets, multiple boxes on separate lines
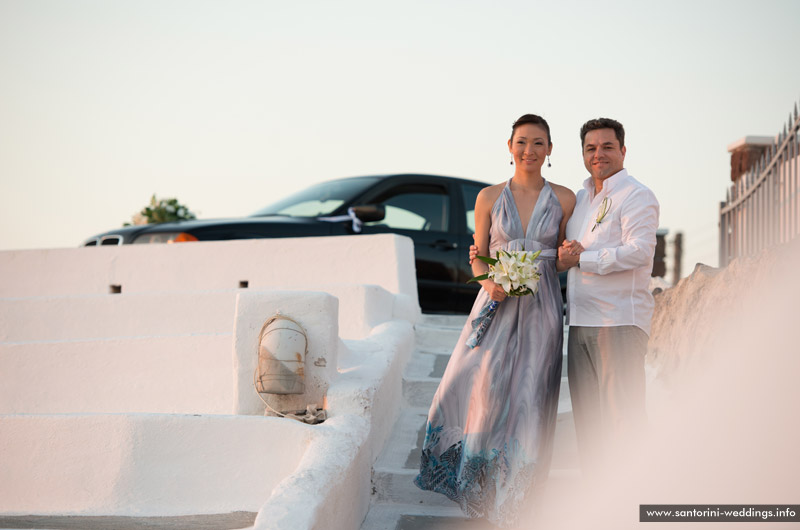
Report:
0,283,407,345
0,333,233,414
0,234,418,304
0,291,237,342
0,234,420,526
0,289,346,416
0,414,313,516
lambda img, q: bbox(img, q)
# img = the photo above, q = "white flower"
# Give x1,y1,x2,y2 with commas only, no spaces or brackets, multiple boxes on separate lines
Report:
496,274,512,292
486,249,541,297
592,196,612,232
524,272,540,294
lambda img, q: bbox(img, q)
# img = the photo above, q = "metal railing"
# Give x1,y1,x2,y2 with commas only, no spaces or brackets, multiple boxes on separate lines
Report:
719,100,800,267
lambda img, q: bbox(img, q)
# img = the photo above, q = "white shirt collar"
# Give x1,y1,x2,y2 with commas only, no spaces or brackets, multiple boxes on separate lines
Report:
583,168,629,199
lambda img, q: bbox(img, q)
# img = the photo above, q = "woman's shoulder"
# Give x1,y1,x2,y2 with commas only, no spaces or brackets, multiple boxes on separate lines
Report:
547,181,576,206
476,182,506,206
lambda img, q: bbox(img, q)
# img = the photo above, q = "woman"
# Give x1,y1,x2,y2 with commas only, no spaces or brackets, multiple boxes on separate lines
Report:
414,114,575,527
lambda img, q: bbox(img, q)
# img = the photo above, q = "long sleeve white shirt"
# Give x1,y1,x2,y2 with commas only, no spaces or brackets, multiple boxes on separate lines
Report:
565,169,660,335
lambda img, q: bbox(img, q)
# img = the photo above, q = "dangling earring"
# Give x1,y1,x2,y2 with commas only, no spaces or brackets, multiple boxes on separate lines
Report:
510,157,513,165
547,155,552,168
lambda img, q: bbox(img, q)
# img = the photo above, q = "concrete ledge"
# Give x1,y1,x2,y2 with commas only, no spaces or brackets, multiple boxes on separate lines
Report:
0,284,415,344
0,334,233,414
0,291,238,342
0,234,418,305
0,414,314,516
253,414,370,530
253,320,416,530
0,512,257,530
280,284,397,340
339,320,417,461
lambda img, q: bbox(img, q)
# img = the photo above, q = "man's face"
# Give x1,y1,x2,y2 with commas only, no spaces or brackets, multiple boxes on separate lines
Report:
582,128,626,182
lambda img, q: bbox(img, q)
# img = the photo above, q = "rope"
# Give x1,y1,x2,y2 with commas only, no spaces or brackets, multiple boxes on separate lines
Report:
252,313,326,424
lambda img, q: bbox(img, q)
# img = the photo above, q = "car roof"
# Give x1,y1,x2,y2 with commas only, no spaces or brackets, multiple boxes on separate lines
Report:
342,173,491,186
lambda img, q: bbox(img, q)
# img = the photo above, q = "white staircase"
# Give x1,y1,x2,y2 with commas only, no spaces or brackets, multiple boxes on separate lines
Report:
360,315,579,530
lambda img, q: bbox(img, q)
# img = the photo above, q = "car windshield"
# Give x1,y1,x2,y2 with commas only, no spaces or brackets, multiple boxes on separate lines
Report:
251,177,380,217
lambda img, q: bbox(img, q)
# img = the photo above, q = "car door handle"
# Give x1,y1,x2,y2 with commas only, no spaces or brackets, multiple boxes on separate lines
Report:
431,240,458,250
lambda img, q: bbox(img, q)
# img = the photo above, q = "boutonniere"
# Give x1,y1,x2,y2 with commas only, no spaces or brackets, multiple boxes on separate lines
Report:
591,197,612,232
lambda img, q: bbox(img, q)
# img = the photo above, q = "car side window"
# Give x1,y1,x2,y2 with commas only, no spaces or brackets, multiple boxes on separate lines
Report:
275,199,344,217
364,188,450,232
461,183,485,234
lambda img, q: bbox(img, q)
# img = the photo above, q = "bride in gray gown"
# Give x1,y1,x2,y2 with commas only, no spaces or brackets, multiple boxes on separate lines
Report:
415,114,575,527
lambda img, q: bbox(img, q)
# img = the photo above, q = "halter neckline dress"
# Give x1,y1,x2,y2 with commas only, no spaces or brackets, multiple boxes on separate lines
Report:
415,178,564,528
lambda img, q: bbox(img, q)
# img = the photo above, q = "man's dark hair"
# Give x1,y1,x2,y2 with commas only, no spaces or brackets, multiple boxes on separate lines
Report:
580,118,625,148
511,114,552,145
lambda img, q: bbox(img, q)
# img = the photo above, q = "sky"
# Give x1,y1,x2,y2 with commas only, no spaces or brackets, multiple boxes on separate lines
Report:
1,0,799,277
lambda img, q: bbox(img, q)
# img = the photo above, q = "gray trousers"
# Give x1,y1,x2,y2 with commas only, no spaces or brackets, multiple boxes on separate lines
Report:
567,325,648,473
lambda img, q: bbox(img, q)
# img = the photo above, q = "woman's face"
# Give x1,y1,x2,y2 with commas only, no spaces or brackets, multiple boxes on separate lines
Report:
508,123,552,171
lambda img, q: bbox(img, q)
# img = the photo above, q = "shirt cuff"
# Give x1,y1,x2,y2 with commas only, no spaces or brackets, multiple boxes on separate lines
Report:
579,250,600,274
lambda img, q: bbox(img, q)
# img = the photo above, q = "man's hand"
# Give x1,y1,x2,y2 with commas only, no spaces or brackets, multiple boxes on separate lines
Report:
469,243,479,264
558,239,584,269
468,234,479,264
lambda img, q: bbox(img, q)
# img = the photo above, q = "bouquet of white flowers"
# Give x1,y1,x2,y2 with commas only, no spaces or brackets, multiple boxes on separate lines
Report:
465,249,542,348
471,248,542,296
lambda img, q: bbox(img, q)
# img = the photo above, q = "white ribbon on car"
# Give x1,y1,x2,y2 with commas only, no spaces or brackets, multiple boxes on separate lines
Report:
318,207,363,233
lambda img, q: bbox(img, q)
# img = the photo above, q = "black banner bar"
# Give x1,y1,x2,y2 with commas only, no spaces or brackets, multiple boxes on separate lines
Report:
640,504,800,523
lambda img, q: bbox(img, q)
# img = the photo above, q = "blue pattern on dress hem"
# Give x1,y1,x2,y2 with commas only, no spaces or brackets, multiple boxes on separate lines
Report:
414,422,537,528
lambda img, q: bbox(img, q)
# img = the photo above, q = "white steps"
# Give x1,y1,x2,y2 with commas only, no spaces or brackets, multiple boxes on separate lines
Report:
360,314,580,530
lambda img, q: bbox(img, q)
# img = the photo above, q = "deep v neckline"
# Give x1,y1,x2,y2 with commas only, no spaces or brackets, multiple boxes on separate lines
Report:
506,178,548,239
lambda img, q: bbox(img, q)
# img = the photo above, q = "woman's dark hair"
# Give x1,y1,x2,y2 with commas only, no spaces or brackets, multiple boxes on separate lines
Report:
510,114,552,145
580,118,625,148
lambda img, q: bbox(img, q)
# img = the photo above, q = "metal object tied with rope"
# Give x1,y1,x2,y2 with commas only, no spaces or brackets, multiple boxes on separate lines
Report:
253,313,327,425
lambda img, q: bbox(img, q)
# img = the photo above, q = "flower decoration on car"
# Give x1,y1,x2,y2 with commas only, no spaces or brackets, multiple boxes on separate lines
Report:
126,195,197,226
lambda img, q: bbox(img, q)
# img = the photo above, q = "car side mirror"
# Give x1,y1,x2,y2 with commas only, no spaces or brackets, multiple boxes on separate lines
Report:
351,205,385,223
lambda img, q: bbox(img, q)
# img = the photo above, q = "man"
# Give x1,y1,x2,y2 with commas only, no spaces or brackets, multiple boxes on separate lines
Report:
557,118,659,473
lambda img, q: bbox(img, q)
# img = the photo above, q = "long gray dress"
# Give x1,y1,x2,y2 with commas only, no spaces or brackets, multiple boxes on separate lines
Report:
415,179,563,528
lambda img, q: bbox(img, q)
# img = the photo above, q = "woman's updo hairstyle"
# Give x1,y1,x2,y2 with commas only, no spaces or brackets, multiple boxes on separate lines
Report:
510,114,552,145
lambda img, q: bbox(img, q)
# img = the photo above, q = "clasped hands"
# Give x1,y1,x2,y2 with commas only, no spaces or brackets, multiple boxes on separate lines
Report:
557,239,584,269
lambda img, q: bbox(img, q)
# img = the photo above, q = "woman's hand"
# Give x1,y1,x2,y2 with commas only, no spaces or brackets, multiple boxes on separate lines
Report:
483,280,507,302
470,234,504,300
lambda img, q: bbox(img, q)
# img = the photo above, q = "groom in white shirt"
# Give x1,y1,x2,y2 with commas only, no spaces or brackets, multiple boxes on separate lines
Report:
557,118,659,473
